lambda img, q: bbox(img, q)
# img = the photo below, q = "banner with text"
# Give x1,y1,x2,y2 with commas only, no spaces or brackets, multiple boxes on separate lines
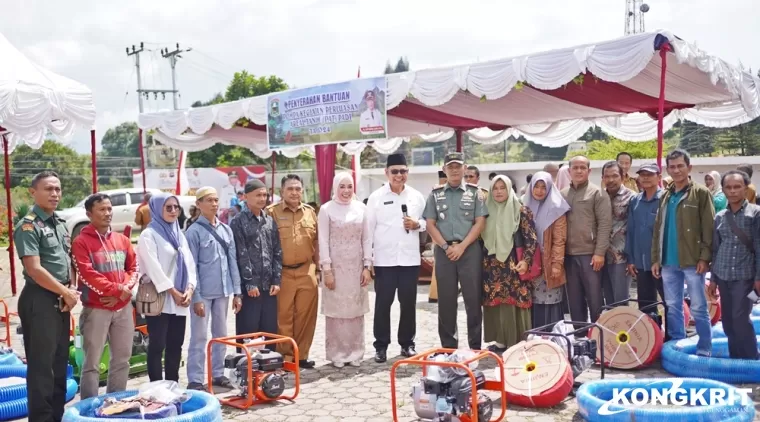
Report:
267,77,388,149
132,166,266,208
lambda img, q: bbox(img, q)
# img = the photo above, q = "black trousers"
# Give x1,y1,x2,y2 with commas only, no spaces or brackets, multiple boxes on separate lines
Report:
636,270,670,340
565,255,603,337
146,313,186,382
715,276,759,360
236,290,278,352
18,283,70,422
373,266,419,351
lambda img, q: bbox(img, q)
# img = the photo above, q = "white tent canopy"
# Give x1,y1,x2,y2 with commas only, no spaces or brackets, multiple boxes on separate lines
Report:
139,30,760,158
0,32,96,152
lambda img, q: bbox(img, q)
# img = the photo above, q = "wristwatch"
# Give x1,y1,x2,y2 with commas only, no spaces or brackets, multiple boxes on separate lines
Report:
440,243,449,251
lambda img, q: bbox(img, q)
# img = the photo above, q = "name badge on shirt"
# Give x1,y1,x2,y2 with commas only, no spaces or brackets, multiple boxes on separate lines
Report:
383,201,394,205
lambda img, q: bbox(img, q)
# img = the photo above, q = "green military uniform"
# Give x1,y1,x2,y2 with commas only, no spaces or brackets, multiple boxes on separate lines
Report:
14,205,73,422
423,153,489,350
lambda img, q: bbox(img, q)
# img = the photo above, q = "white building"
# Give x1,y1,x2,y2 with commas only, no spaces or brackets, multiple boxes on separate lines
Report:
358,156,760,199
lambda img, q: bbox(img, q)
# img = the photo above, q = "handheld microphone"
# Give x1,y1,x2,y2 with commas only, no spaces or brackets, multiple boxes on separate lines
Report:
401,204,409,234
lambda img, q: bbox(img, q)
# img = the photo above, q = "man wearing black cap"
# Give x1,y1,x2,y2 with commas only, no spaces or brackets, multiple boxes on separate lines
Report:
230,179,283,350
366,153,426,362
625,163,667,336
423,152,489,350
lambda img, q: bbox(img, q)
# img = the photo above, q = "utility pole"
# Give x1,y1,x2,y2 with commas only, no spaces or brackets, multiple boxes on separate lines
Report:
161,43,191,110
126,42,145,113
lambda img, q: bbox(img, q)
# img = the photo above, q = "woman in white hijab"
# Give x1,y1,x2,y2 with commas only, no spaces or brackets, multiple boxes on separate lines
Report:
704,170,727,212
317,172,373,368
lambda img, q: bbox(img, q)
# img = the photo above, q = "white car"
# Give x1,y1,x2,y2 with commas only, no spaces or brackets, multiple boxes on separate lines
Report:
57,188,197,238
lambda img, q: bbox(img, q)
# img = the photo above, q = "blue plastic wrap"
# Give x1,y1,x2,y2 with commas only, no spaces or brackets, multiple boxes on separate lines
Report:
751,305,760,316
661,337,760,383
577,377,755,421
0,353,22,367
712,317,760,338
62,390,223,422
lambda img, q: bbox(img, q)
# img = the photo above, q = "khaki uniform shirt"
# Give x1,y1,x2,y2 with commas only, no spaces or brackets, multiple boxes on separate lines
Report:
14,205,73,286
266,202,318,270
423,183,488,242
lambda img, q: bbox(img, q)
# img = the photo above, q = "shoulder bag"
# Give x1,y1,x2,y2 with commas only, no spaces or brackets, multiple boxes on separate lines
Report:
513,228,542,281
725,211,755,253
196,221,230,255
136,249,177,316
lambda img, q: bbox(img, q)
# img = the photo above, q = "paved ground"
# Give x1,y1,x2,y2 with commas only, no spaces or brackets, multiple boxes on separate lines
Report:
1,252,759,421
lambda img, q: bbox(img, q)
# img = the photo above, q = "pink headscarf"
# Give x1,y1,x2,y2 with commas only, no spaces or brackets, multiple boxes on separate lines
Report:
331,172,355,205
556,166,571,191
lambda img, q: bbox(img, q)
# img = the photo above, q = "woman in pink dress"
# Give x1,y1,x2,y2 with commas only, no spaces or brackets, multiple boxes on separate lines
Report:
318,172,373,368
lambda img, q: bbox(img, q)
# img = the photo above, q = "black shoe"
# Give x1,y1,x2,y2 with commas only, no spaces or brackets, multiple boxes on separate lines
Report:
374,350,387,363
400,347,417,357
187,382,205,391
486,344,507,354
299,359,316,369
428,298,438,303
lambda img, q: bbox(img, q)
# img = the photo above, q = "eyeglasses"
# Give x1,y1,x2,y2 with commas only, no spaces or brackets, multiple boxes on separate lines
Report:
165,205,180,212
464,175,475,179
390,169,409,175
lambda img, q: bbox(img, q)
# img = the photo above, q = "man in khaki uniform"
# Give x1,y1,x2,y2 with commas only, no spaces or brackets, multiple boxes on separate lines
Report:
266,174,319,369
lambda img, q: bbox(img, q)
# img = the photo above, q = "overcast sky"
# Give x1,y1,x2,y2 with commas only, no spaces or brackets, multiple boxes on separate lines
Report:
5,0,758,153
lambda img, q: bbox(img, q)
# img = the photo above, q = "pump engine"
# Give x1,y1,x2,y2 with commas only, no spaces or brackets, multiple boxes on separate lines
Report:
224,349,286,400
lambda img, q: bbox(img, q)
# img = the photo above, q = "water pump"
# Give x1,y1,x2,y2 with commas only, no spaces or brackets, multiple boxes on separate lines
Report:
224,349,286,400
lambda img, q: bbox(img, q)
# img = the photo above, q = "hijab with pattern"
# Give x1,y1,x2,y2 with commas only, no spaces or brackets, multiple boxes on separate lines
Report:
523,171,571,246
331,171,356,205
482,175,522,262
147,193,189,292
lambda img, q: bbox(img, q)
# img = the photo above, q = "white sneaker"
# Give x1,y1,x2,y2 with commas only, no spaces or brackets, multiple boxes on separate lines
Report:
333,361,345,368
349,360,361,367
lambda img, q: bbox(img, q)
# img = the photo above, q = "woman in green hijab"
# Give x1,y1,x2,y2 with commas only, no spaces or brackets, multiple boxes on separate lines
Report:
481,175,539,353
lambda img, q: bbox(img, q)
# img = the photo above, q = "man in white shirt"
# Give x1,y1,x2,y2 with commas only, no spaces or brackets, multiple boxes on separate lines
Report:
359,90,384,134
366,153,426,363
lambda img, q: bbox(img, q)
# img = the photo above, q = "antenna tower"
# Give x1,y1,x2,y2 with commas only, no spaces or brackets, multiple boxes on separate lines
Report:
624,0,650,35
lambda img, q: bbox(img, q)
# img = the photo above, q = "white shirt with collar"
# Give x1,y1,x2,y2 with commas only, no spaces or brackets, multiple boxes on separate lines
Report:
366,183,427,267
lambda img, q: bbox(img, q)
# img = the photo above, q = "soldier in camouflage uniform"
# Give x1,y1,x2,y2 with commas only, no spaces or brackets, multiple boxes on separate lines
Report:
423,153,489,350
14,171,78,422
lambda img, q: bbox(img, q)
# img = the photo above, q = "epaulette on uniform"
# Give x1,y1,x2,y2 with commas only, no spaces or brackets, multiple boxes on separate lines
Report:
302,203,314,210
432,184,446,190
22,213,36,222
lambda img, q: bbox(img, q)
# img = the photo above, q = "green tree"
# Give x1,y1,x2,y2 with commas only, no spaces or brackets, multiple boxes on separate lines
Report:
187,71,300,169
679,120,716,157
98,122,143,185
564,137,668,160
383,57,410,74
6,141,92,204
225,72,288,102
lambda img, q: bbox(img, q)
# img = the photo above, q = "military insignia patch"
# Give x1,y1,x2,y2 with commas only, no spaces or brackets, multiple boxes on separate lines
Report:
36,220,45,228
21,223,34,232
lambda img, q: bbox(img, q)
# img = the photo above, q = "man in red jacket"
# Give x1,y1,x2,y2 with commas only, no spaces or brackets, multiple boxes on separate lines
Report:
72,193,138,399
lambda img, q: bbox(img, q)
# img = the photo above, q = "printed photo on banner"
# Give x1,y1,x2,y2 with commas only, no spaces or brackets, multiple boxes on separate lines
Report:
267,76,387,149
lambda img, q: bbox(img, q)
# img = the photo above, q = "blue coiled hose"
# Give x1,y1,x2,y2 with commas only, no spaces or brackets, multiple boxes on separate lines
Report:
712,317,760,338
661,337,760,383
63,390,223,422
576,377,755,422
0,364,78,421
0,378,78,421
